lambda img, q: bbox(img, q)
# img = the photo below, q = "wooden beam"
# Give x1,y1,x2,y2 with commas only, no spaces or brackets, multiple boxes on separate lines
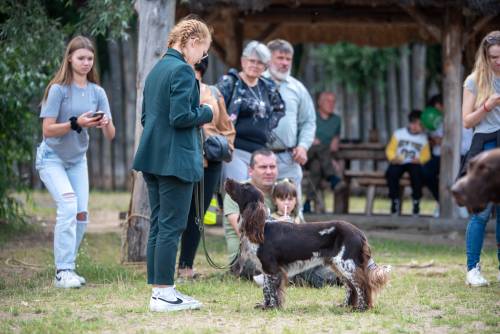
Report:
439,5,463,219
399,5,441,42
463,15,496,46
256,23,281,42
245,7,420,25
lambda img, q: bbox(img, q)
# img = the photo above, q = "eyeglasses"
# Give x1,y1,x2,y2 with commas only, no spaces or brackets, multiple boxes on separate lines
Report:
245,57,267,68
200,52,209,60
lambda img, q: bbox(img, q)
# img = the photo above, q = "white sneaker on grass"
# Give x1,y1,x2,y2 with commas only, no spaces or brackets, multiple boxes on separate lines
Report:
54,270,81,289
150,287,202,312
466,264,489,287
72,271,86,285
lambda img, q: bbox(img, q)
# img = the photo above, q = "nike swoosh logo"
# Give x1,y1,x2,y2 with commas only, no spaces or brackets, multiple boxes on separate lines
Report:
157,297,183,304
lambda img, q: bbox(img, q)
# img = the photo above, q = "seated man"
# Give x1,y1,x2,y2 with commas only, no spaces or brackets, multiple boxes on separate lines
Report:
385,110,431,216
223,148,337,287
303,92,342,213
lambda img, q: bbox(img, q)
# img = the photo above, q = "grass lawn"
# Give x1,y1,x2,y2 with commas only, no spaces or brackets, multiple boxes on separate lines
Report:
0,191,498,333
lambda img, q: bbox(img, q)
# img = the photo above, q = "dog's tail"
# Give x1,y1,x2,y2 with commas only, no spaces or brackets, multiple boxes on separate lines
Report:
362,241,391,308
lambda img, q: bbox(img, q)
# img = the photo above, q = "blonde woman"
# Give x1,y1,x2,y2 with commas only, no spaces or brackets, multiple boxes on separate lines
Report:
461,31,500,287
132,17,213,312
37,36,115,289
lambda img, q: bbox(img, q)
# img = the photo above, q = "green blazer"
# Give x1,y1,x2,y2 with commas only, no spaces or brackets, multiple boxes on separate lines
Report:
133,48,213,182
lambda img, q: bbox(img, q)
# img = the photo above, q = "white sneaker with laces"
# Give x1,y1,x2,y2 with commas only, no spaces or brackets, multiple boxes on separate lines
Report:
54,270,81,289
150,287,202,312
466,264,489,287
72,271,86,285
253,274,264,287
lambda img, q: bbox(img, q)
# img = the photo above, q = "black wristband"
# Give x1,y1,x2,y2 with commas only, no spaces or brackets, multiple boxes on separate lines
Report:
69,117,82,133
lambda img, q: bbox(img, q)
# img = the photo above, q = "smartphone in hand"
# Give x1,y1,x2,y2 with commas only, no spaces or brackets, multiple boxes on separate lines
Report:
90,111,105,120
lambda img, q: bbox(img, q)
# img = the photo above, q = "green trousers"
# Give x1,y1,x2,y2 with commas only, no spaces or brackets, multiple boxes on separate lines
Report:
143,173,194,285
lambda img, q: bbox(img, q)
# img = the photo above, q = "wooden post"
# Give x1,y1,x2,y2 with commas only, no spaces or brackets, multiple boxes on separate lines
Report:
107,39,125,190
124,0,176,262
221,8,242,68
373,74,388,144
440,6,463,218
398,44,411,128
122,33,138,181
412,43,426,111
386,62,399,134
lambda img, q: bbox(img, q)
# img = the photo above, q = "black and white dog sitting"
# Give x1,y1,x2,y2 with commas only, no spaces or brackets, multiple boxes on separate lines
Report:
225,179,391,311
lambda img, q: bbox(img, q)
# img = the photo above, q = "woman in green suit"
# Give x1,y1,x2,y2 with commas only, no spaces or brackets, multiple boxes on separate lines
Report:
133,18,213,312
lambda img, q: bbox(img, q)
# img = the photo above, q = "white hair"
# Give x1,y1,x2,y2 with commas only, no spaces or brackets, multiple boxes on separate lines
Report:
242,40,271,64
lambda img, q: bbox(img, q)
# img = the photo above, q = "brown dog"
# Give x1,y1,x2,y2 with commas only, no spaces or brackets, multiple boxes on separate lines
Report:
452,148,500,213
224,179,390,311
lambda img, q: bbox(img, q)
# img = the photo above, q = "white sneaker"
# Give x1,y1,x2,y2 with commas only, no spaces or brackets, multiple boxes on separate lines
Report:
149,288,159,310
150,287,202,312
466,264,489,287
72,271,86,285
253,274,264,287
54,270,81,289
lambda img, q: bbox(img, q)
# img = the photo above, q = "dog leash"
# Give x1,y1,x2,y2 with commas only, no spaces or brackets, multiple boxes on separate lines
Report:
195,129,239,270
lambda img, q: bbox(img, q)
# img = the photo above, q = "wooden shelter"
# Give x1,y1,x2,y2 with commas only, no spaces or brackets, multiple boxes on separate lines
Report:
178,0,500,218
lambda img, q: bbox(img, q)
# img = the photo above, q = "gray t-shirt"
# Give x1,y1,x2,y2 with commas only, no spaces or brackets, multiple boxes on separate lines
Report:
40,83,111,164
463,75,500,134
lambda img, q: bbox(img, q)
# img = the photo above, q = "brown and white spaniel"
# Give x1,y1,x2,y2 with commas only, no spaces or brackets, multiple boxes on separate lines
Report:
225,179,391,311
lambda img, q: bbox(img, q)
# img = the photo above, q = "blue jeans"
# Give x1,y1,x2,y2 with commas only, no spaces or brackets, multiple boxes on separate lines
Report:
36,142,89,271
465,140,500,271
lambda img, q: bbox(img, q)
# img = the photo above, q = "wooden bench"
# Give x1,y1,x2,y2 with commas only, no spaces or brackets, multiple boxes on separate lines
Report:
343,170,410,215
333,142,411,216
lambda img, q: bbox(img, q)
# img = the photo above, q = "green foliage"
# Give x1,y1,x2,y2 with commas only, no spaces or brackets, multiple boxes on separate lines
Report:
314,42,398,93
0,0,134,227
73,0,135,40
0,0,66,225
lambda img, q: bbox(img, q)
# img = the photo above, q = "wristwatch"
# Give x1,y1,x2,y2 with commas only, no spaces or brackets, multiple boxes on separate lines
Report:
69,117,82,133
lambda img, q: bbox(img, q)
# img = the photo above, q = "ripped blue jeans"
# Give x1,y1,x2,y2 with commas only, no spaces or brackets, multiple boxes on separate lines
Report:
36,142,89,271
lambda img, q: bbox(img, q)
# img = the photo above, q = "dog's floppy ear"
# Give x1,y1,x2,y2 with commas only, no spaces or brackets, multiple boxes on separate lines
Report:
241,201,267,244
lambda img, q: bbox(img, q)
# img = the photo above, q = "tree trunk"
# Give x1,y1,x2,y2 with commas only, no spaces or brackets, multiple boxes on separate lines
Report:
398,44,411,127
412,43,426,111
124,0,176,262
439,7,463,219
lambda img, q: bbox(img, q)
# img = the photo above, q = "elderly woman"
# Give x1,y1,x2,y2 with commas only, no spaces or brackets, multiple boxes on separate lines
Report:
217,41,285,181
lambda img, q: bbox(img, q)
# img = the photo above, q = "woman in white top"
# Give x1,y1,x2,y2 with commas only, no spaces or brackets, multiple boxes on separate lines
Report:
461,30,500,287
